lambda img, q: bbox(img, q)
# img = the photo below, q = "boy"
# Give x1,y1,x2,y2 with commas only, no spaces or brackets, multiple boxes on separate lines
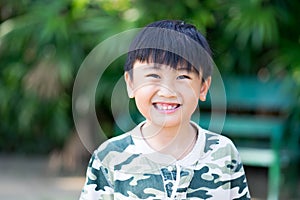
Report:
79,20,250,200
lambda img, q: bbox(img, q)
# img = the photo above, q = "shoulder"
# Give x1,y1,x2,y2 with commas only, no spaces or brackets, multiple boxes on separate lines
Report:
91,123,145,169
193,123,245,174
192,122,239,158
94,132,134,161
204,130,237,152
202,130,243,171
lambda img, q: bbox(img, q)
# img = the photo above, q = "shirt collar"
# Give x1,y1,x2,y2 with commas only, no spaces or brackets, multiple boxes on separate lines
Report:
130,121,207,167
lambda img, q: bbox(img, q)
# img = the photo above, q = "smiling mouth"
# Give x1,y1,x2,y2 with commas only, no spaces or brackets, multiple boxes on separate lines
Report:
153,103,181,111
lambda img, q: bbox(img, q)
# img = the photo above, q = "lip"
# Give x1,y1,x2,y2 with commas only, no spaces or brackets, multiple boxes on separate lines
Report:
153,102,181,114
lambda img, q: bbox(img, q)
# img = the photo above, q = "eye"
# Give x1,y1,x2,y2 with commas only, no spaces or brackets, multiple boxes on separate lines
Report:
177,75,191,80
146,74,160,79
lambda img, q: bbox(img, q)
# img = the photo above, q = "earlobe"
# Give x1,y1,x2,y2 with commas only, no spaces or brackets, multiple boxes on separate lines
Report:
124,72,135,98
199,76,211,101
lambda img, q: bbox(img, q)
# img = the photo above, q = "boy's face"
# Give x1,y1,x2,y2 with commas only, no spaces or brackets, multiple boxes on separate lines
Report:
125,61,211,128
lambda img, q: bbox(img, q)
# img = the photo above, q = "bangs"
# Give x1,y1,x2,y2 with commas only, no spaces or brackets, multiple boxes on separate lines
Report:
130,48,197,73
124,25,213,79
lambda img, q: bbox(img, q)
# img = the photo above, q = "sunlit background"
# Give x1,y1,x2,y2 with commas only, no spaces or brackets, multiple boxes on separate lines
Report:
0,0,299,199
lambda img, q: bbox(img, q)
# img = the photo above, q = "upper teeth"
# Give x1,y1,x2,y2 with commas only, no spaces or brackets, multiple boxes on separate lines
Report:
156,104,177,110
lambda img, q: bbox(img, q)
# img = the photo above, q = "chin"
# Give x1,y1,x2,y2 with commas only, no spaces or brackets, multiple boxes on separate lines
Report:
150,116,185,128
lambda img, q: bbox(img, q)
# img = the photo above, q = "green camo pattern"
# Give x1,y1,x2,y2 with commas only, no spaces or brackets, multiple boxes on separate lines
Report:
80,122,250,200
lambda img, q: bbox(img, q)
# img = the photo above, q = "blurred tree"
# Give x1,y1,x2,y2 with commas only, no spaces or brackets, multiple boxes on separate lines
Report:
0,0,299,154
0,0,136,153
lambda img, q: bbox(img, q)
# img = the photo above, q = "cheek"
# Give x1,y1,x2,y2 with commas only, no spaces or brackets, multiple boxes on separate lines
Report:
134,86,155,115
135,97,153,122
134,84,155,98
179,83,201,100
180,85,201,111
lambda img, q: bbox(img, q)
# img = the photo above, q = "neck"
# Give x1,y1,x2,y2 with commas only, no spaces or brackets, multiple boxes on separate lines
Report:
141,121,197,159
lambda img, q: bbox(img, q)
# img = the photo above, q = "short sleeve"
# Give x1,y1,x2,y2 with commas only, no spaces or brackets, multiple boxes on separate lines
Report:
204,133,251,199
79,152,114,200
226,139,251,200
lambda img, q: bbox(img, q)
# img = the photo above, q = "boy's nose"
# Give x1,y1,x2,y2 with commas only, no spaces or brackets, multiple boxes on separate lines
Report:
157,84,177,98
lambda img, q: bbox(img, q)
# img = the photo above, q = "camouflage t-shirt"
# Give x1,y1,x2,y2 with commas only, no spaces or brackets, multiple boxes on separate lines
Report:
79,121,250,200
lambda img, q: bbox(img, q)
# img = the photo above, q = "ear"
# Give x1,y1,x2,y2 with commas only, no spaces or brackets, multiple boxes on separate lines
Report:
199,76,211,101
124,72,135,98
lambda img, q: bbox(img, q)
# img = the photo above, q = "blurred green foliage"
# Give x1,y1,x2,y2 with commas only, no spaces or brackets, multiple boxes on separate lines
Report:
0,0,299,153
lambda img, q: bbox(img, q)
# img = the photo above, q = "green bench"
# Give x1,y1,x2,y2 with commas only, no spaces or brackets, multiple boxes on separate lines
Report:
198,76,299,200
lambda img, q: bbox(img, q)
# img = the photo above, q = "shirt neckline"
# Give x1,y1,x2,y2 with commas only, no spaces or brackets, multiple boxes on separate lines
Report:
130,121,206,167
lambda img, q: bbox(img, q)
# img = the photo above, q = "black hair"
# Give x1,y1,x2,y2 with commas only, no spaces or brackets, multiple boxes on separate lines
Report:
124,20,213,80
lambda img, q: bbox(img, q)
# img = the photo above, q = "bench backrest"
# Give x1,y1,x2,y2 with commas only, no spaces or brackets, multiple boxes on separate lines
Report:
200,76,296,115
196,75,299,151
